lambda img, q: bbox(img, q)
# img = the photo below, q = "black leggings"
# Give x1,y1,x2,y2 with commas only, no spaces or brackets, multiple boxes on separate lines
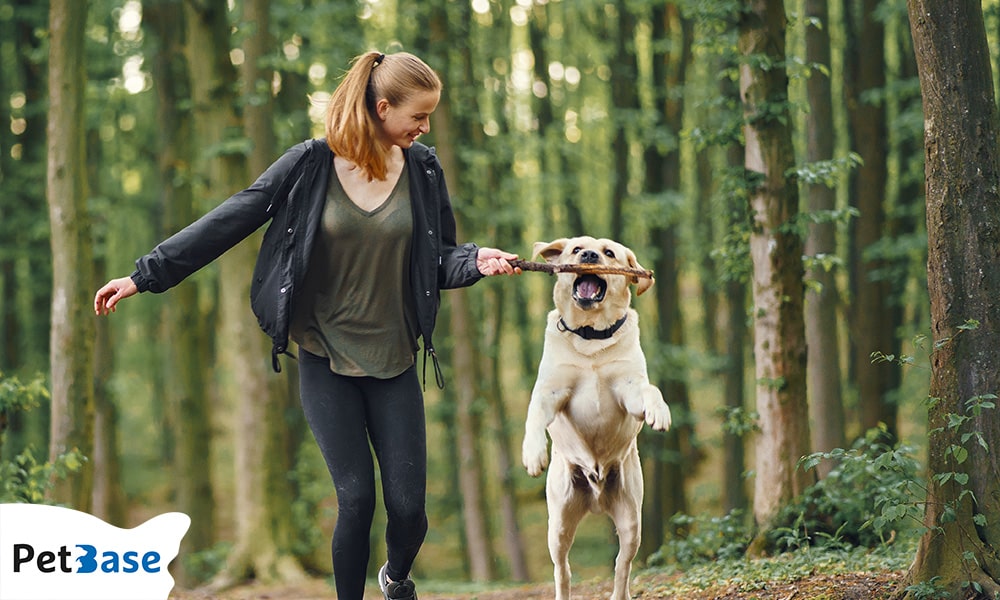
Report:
298,349,428,600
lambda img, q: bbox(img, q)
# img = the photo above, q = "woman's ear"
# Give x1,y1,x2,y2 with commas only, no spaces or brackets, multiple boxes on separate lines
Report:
375,98,389,120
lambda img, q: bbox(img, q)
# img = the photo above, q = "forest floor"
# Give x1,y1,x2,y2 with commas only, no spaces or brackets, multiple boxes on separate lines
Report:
169,568,905,599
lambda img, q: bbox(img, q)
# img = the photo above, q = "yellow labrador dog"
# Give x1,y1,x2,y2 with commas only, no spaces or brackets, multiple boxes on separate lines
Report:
522,236,671,600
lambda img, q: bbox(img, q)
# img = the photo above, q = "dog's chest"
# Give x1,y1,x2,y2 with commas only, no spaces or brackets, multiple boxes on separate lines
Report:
548,370,642,458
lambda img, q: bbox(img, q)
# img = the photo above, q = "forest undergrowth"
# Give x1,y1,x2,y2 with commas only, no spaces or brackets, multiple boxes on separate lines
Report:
169,543,909,599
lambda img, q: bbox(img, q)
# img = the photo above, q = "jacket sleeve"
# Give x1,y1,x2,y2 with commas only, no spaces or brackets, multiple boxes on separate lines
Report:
132,142,311,293
434,162,484,290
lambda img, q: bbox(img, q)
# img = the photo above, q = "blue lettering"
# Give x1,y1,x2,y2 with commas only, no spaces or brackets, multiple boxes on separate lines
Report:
101,551,120,573
142,551,161,573
76,544,97,573
122,551,139,573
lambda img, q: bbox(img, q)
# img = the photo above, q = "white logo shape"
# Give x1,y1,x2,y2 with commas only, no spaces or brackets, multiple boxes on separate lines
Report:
0,503,190,600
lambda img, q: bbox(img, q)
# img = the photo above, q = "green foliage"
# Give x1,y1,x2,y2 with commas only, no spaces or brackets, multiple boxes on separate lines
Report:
717,405,759,437
182,541,232,583
643,542,913,597
648,509,752,569
771,427,924,552
790,153,864,188
904,576,951,600
0,372,86,503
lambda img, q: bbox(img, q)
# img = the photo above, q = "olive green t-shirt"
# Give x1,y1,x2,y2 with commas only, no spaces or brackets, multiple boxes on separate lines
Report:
290,164,418,378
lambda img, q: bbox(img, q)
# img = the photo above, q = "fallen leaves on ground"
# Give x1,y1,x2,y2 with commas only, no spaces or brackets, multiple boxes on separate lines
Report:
170,569,904,599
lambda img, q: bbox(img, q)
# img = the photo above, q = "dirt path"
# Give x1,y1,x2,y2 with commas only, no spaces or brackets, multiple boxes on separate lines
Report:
170,570,903,599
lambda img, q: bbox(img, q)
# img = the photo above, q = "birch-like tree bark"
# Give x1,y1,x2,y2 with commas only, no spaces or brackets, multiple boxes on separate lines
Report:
46,0,95,510
738,0,814,552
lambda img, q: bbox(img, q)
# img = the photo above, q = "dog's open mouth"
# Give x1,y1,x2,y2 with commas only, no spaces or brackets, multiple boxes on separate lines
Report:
572,274,607,307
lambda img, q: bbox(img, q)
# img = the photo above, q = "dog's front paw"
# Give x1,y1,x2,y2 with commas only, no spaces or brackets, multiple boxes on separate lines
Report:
645,400,672,431
522,434,549,477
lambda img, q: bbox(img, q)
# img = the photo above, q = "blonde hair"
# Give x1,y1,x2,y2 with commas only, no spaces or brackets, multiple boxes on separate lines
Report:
325,51,442,181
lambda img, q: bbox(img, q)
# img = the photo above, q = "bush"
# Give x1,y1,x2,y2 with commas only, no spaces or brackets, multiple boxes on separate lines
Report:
769,426,924,552
649,509,753,569
0,372,85,503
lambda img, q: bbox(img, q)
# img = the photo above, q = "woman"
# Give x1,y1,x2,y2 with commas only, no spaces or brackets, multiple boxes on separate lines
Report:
95,50,520,600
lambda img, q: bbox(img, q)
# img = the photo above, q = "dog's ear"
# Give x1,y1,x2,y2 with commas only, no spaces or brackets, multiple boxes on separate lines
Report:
626,248,655,296
533,239,568,263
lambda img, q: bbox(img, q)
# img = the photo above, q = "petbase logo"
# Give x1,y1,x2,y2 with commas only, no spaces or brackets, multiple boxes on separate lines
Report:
0,503,190,600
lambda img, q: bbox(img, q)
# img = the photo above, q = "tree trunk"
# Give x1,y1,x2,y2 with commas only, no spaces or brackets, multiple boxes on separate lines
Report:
899,1,1000,596
3,0,51,373
640,2,695,560
608,0,637,241
428,12,497,575
448,287,495,581
482,293,529,581
804,0,845,475
87,116,126,527
845,0,899,440
45,0,95,511
239,0,306,582
181,0,301,586
144,1,216,583
739,0,814,552
720,59,750,516
91,276,126,525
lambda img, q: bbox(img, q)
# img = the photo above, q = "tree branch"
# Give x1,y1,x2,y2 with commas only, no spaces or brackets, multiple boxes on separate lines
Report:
507,259,654,280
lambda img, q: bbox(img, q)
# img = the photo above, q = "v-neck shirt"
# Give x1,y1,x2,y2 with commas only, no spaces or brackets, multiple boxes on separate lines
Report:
289,163,417,378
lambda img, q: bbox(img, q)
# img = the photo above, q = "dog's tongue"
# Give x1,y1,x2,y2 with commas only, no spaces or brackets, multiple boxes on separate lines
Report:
577,279,601,299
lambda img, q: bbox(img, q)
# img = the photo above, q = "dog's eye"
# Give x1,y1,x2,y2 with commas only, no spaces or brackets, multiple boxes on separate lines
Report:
604,249,616,258
572,247,582,254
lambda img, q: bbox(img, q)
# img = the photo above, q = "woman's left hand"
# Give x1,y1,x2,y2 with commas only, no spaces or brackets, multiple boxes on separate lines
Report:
476,247,521,276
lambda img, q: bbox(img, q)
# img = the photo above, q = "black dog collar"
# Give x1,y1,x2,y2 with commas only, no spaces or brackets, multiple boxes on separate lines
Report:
558,314,628,340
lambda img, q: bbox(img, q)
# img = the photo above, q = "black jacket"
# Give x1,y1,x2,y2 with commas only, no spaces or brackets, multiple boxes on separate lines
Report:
131,138,484,384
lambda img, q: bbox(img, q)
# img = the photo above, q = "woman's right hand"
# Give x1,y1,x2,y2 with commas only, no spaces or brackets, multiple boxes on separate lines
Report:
94,276,138,315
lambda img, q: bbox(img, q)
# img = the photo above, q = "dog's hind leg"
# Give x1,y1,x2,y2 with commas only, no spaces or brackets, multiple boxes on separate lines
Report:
546,458,589,600
607,455,643,600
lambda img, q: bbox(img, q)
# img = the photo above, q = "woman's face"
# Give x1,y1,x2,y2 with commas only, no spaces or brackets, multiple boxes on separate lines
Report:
375,89,440,149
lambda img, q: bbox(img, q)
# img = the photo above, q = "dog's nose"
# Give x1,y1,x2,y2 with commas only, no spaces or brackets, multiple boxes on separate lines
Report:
579,250,599,264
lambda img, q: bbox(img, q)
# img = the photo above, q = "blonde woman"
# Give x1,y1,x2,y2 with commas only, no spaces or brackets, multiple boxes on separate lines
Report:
95,51,520,600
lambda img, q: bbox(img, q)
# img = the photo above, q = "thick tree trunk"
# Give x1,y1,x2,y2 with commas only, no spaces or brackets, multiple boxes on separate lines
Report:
45,0,95,511
739,0,814,552
804,0,845,475
898,1,1000,597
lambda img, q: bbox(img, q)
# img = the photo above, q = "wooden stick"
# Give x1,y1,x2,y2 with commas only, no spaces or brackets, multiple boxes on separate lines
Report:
507,258,655,280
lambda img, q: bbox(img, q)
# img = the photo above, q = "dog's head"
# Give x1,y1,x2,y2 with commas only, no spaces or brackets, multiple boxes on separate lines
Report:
533,236,653,327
